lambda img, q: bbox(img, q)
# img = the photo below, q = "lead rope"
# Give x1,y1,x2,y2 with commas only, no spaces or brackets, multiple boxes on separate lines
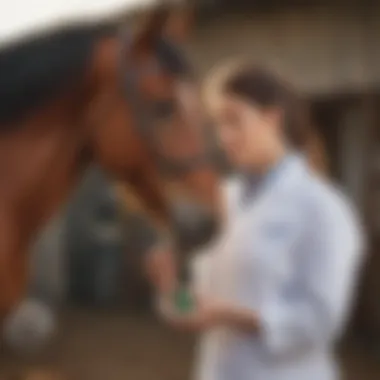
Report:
118,26,179,311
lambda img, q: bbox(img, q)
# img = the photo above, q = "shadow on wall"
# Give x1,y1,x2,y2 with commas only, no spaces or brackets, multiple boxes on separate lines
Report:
28,165,159,312
29,215,67,307
65,166,158,310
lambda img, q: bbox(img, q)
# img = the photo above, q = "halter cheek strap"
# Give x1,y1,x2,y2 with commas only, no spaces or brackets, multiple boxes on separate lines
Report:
118,26,215,178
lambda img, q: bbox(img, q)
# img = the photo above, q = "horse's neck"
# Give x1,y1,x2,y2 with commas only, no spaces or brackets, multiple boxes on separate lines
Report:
0,92,90,233
18,37,120,233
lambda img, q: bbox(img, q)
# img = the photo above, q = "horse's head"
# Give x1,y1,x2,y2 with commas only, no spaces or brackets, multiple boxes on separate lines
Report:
87,7,221,249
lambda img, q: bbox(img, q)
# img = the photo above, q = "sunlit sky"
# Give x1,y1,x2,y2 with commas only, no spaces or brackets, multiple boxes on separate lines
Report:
0,0,171,47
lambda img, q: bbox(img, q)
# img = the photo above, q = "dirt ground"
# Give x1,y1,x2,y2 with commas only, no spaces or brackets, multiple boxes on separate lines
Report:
0,310,379,380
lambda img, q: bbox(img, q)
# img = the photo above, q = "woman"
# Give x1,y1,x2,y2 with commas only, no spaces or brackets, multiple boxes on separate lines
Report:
156,62,365,380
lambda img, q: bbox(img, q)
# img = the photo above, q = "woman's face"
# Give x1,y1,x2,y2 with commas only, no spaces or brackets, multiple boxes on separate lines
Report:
212,94,283,170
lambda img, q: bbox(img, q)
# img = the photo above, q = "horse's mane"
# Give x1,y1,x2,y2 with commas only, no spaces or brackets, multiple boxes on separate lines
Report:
0,22,117,126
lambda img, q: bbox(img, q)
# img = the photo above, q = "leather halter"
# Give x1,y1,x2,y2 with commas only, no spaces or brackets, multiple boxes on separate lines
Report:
119,28,214,178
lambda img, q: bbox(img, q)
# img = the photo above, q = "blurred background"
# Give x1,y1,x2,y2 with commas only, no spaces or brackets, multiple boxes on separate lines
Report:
1,0,380,379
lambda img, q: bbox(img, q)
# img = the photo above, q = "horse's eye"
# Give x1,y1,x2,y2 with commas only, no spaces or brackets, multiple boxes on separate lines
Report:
152,100,176,119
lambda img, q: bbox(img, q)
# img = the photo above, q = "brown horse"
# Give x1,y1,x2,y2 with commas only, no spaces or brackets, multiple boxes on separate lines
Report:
0,8,220,322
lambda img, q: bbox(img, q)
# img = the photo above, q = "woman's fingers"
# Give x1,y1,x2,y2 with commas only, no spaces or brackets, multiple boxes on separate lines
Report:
144,246,178,294
156,295,200,330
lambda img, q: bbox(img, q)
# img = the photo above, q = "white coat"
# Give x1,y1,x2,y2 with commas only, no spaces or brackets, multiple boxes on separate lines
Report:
191,154,365,380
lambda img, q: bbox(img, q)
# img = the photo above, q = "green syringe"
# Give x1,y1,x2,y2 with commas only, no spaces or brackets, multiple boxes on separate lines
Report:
173,286,194,314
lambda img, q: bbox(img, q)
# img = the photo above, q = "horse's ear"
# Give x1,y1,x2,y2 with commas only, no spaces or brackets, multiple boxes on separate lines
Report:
134,5,194,50
133,6,171,51
163,7,195,44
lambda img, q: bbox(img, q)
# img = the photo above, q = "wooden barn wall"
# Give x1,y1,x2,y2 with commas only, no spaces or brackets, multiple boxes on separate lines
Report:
187,5,380,95
357,97,380,340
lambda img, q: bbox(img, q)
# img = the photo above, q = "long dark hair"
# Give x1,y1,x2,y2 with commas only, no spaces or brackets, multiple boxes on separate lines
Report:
222,64,328,175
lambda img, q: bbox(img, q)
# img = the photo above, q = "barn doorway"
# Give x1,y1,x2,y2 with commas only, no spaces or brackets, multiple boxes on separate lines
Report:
310,94,377,343
311,95,368,207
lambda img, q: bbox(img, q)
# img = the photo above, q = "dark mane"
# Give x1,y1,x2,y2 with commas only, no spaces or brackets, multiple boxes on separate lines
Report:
0,22,117,126
0,20,193,128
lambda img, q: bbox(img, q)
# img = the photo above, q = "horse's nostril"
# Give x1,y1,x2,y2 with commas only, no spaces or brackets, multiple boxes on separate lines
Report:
176,217,218,252
198,216,218,243
171,200,218,251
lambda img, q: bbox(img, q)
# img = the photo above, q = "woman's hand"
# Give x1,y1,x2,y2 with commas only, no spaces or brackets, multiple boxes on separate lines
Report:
144,244,178,296
158,295,261,333
158,295,230,332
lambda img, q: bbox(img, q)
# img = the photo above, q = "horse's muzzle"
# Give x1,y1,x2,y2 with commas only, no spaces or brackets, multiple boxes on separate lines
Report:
170,200,219,252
